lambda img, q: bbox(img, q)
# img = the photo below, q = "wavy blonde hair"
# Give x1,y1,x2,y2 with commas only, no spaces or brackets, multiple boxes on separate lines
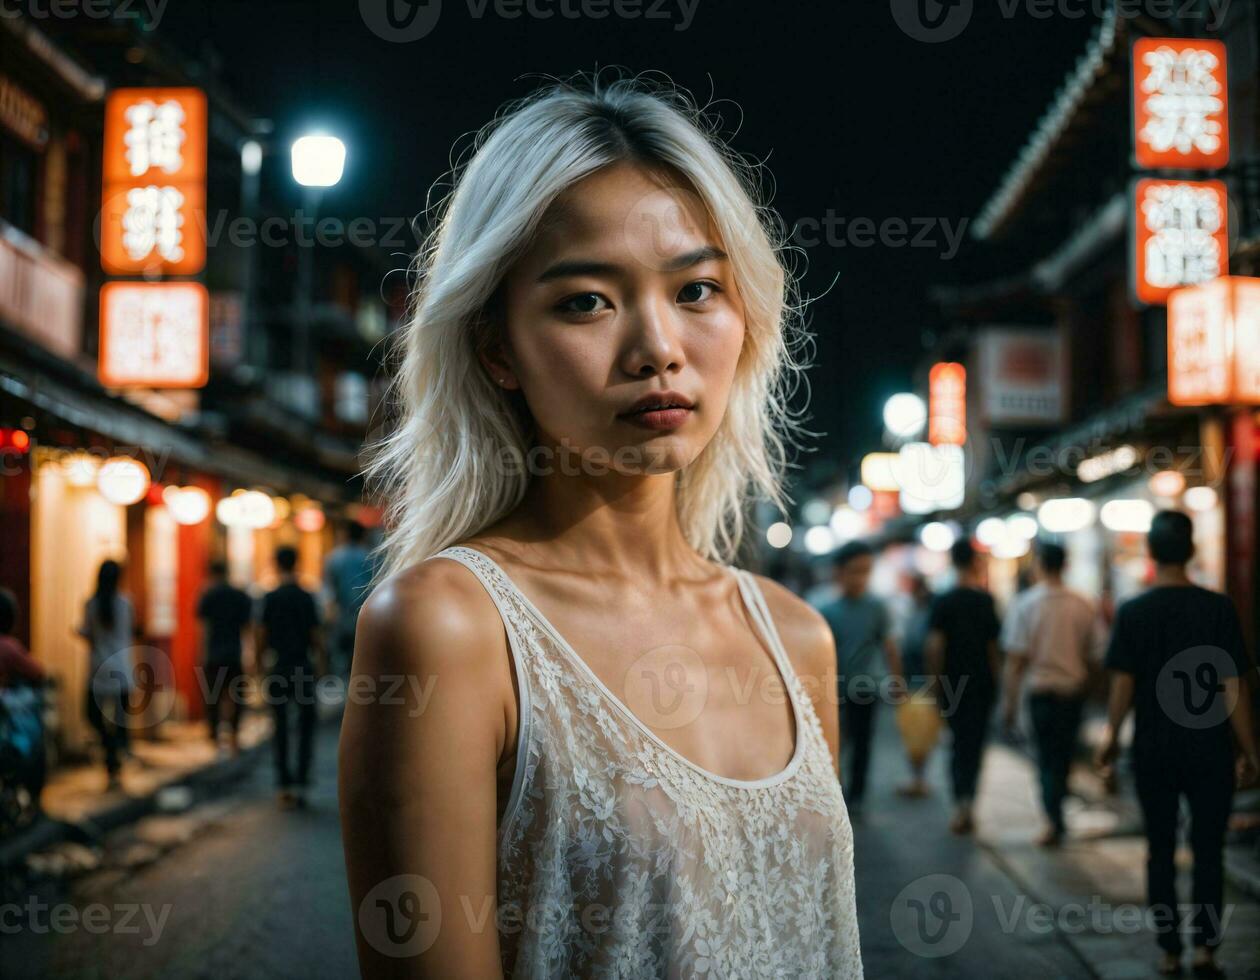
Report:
366,71,811,581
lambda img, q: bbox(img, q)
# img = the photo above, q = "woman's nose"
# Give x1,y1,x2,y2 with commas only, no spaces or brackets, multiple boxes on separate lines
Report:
622,296,685,378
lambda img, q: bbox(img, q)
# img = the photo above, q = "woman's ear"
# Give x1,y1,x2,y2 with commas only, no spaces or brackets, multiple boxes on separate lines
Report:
476,340,518,392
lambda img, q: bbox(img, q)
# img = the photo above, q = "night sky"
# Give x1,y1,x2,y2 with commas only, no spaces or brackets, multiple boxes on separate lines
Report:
153,0,1097,491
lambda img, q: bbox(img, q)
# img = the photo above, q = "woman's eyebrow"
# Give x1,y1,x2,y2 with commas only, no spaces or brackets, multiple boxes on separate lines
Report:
536,245,728,283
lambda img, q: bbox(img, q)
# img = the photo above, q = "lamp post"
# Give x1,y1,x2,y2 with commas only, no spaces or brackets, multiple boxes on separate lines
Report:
289,134,346,407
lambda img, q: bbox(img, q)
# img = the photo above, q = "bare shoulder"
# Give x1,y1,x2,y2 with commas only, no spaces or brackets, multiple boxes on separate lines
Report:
353,553,507,679
744,572,835,679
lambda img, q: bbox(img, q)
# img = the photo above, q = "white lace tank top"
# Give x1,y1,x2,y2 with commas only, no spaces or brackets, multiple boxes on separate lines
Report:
435,546,862,979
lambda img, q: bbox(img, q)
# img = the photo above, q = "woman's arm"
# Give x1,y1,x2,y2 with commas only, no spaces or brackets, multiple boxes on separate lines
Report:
755,577,841,780
339,559,515,979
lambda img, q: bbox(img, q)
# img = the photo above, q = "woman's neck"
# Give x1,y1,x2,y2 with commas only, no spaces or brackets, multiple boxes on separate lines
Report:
499,469,702,581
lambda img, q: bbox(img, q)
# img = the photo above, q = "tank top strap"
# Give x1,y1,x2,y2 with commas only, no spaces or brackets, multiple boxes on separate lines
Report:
732,568,793,671
431,545,536,844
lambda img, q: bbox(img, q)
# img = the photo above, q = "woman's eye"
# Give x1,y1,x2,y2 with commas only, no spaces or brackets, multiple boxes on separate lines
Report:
556,292,609,317
678,281,720,304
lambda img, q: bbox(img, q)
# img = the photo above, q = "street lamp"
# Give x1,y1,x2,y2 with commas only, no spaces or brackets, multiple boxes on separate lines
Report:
289,132,346,400
883,392,927,442
291,135,346,188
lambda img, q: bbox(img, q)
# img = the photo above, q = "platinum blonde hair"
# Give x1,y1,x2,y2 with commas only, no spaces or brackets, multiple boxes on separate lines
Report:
366,72,810,581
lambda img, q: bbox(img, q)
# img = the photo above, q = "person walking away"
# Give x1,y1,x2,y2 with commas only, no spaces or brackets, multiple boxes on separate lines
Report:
1001,541,1105,847
77,560,135,790
1096,511,1259,977
895,573,941,798
818,540,903,817
0,588,47,812
196,559,253,756
259,545,324,809
926,537,1001,835
323,521,375,675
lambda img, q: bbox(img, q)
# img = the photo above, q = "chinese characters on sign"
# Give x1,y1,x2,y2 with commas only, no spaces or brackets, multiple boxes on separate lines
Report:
101,88,207,276
99,282,209,389
928,362,966,446
977,328,1066,426
1132,38,1229,171
1132,178,1228,306
1168,276,1260,407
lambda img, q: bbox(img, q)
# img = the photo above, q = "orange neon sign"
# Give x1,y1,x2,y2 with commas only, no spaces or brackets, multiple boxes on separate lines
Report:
1133,38,1229,171
1168,276,1260,406
101,87,207,276
99,282,209,389
929,362,966,446
1132,178,1229,307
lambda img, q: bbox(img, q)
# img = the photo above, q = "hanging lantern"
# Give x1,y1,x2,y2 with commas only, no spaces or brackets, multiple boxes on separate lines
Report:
97,456,150,506
164,485,212,525
63,451,101,488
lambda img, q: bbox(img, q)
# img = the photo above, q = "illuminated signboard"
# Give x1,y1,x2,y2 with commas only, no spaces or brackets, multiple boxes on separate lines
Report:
1133,38,1229,171
101,87,207,276
1132,178,1228,306
99,282,209,388
1168,276,1260,406
928,362,966,446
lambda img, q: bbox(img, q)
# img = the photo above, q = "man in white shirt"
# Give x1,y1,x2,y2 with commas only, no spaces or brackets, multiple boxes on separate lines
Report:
1002,540,1106,846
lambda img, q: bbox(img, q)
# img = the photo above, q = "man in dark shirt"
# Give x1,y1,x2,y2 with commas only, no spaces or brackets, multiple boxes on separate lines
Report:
1097,511,1258,976
926,537,1001,836
259,545,324,809
196,560,253,754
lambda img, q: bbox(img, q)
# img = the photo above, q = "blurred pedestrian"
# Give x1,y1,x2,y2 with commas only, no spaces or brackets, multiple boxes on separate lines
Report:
0,587,46,812
926,538,1001,835
895,573,940,798
1096,511,1259,977
322,520,375,675
1001,541,1105,846
0,588,43,689
77,559,134,790
196,559,253,756
259,545,324,809
819,540,903,817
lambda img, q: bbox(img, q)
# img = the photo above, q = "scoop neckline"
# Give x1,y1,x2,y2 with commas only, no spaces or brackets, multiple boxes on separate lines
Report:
445,545,807,790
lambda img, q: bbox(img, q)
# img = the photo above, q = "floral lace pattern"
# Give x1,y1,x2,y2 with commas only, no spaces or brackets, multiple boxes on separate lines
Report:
435,546,863,979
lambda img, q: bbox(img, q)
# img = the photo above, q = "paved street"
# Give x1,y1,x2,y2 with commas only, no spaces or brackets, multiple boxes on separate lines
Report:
4,724,358,979
3,713,1258,979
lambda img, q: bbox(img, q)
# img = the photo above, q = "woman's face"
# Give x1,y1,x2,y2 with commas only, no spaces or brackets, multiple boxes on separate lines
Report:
490,162,746,476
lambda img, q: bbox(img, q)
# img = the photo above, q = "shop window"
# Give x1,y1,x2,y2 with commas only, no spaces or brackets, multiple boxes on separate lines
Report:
0,132,37,236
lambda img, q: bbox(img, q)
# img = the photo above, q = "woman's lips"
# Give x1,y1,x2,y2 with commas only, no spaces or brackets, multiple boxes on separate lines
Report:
618,407,694,431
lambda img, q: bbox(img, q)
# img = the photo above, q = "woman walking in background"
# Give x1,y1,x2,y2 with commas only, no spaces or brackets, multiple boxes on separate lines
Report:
77,559,135,790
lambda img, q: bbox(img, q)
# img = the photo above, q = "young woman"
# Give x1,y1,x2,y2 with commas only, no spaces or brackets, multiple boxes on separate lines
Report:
339,74,861,979
77,559,134,789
